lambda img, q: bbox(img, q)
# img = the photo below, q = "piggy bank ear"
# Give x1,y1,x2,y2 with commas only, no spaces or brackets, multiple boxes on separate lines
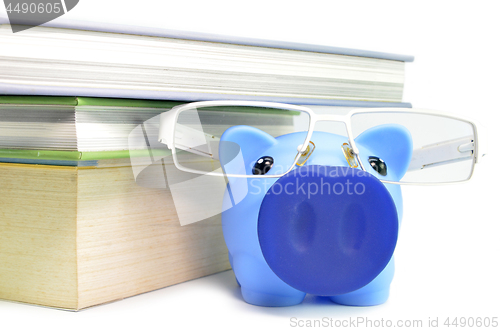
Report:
219,125,277,175
355,124,413,181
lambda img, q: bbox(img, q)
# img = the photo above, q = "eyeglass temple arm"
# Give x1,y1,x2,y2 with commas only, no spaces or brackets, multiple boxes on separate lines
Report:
158,111,221,160
407,135,474,171
173,124,221,160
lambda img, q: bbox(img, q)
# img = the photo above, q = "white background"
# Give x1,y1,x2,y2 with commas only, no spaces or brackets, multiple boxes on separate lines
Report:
1,1,499,330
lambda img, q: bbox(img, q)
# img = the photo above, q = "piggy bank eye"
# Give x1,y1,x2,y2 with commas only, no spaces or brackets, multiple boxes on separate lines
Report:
368,156,387,176
252,156,274,175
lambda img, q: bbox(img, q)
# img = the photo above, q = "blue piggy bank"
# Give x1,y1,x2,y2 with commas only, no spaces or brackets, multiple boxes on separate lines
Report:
219,124,413,307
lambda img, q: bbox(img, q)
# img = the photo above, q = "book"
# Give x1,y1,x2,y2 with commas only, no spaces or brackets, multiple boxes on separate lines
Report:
0,96,180,154
0,162,230,310
0,22,413,105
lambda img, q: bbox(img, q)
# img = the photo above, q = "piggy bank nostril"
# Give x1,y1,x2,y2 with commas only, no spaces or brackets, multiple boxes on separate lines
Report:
289,200,316,252
339,203,367,253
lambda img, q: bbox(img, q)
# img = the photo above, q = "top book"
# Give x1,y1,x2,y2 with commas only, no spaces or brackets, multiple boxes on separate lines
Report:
0,18,412,106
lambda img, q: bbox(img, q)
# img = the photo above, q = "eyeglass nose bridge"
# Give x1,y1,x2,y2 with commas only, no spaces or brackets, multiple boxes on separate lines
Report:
307,114,362,163
314,114,347,122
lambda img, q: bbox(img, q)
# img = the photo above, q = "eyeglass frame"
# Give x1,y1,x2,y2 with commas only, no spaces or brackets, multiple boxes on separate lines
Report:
157,100,485,185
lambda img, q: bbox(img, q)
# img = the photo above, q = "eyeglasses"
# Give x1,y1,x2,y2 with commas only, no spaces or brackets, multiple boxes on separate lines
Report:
157,100,486,185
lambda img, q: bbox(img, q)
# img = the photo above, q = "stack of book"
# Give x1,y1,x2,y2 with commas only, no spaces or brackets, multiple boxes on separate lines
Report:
0,18,413,310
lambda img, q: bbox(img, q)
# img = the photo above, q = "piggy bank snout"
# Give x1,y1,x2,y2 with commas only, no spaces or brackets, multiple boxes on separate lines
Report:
257,165,399,296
